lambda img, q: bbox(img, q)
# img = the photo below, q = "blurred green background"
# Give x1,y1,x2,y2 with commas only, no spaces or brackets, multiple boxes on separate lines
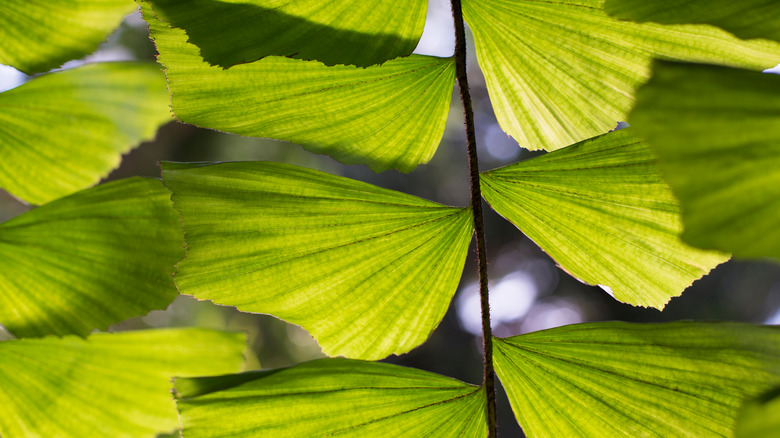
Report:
1,1,778,435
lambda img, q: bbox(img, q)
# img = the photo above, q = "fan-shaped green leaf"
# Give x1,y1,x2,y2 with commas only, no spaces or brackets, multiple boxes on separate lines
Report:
0,328,245,438
0,62,172,205
0,178,183,338
480,129,727,308
630,61,780,259
462,0,780,152
144,0,427,68
142,3,454,172
176,358,487,437
494,322,780,438
162,161,473,360
736,387,780,438
605,0,780,43
0,0,137,74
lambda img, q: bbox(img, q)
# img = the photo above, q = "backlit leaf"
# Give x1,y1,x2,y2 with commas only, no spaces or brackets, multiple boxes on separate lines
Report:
0,62,172,205
630,61,780,259
162,162,473,360
462,0,780,152
480,129,727,308
605,0,780,43
494,322,780,437
0,328,245,437
142,3,455,172
145,0,427,67
0,178,183,338
176,358,487,437
0,0,137,74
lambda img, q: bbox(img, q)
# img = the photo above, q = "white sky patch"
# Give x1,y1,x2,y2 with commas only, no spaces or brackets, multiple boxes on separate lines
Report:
58,46,136,72
598,284,615,298
764,63,780,75
766,307,780,325
457,272,539,335
0,65,27,92
0,323,15,341
413,0,455,58
764,281,780,325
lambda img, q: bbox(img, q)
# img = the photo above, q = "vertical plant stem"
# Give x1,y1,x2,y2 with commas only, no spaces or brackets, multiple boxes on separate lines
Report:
449,0,497,436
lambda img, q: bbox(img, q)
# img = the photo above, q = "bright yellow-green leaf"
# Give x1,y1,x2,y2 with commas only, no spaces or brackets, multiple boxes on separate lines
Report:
162,161,473,360
605,0,780,43
0,62,172,205
0,328,246,438
145,0,427,67
176,358,487,437
462,0,780,152
480,129,727,309
0,0,137,74
494,322,780,438
630,61,780,259
142,2,454,172
0,178,183,338
736,387,780,438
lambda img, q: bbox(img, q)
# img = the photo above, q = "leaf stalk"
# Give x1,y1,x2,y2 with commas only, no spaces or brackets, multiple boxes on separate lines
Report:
449,0,497,436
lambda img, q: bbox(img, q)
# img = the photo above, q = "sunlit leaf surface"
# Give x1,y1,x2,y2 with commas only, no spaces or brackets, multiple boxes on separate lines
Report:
142,3,454,172
494,322,780,438
630,62,780,259
0,178,183,338
0,0,137,74
605,0,780,43
736,387,780,438
162,162,473,359
176,358,487,437
480,129,727,308
0,328,245,438
462,0,780,152
145,0,427,67
0,62,172,205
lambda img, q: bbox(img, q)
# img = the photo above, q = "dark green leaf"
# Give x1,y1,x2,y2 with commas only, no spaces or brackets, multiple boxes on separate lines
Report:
630,61,780,259
145,0,427,68
176,358,487,437
0,0,137,74
494,322,780,437
481,129,727,309
162,162,473,360
142,3,455,172
605,0,780,43
0,178,183,337
0,328,246,437
0,62,172,205
736,387,780,438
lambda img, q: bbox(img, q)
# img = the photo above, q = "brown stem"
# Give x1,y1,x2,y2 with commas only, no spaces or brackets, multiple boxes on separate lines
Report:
449,0,497,436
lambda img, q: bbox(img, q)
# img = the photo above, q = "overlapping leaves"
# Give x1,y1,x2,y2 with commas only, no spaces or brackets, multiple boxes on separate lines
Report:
462,0,780,152
145,0,428,68
494,322,780,437
142,2,455,172
0,0,137,74
630,61,780,259
162,162,473,359
0,62,172,205
0,328,245,437
481,129,727,308
0,178,183,338
176,358,487,437
605,0,780,43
